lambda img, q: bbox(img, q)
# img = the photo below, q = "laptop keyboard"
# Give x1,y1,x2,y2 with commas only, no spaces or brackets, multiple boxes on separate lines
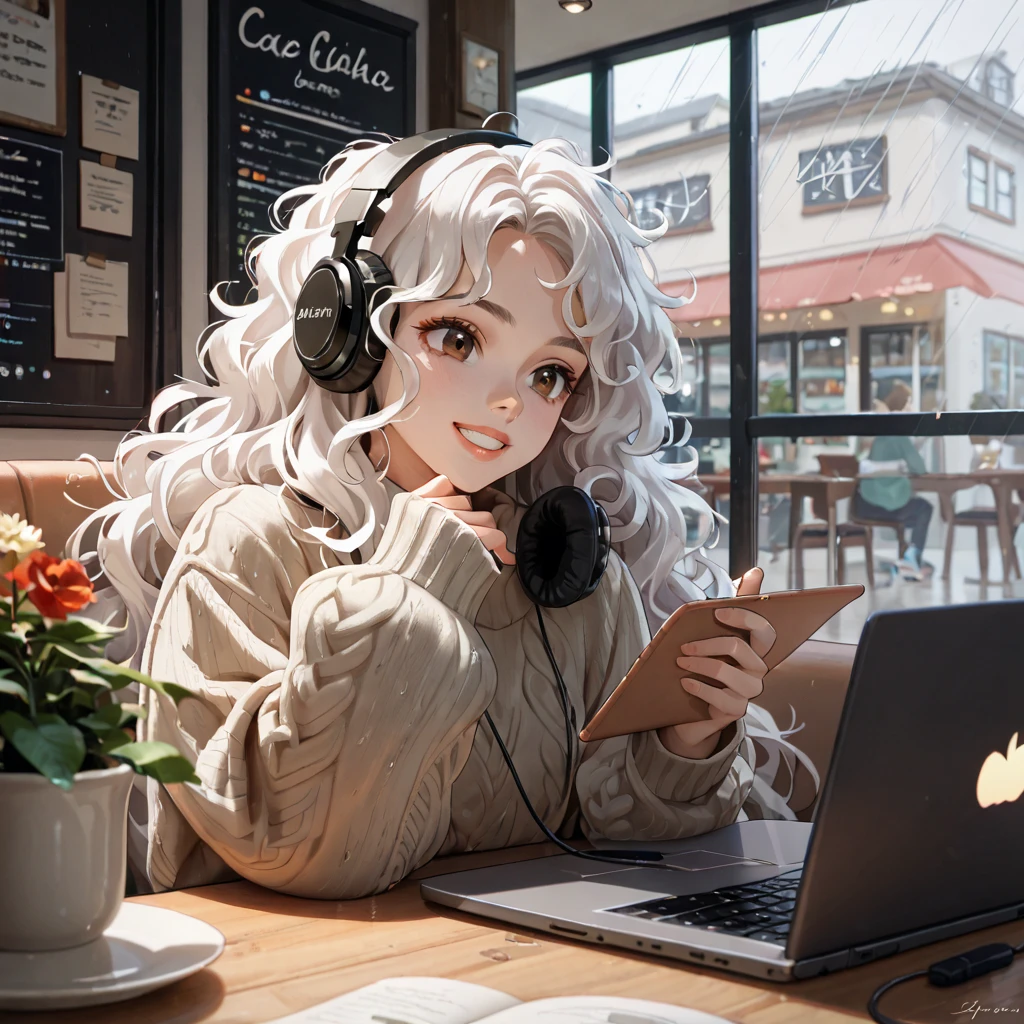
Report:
605,867,802,944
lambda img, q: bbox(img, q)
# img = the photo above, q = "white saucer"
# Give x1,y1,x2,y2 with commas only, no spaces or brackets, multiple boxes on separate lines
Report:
0,902,225,1010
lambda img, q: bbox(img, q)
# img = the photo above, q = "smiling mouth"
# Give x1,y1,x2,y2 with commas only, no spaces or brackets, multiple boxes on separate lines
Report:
454,423,510,459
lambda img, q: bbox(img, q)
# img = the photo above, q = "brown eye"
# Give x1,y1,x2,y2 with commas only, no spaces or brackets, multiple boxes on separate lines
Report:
422,326,479,364
527,365,572,401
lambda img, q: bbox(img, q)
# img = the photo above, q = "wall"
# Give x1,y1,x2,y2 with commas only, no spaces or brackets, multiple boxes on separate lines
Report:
3,0,429,462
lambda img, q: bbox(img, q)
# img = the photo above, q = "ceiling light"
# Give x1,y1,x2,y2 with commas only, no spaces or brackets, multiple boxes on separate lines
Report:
763,312,775,322
559,0,592,11
829,336,842,347
904,306,915,316
779,312,788,320
880,300,898,314
819,308,834,321
712,318,722,326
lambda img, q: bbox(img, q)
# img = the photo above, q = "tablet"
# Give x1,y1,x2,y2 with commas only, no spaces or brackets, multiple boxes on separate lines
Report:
578,584,863,743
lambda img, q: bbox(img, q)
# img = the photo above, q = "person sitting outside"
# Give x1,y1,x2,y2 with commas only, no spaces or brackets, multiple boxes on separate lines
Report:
855,381,933,580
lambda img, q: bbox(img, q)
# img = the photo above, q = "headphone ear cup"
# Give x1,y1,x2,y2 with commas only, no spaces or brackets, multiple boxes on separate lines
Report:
292,252,392,393
516,486,609,609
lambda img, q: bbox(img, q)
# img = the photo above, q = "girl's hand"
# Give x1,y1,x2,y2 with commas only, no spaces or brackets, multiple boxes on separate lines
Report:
657,568,775,760
414,475,515,565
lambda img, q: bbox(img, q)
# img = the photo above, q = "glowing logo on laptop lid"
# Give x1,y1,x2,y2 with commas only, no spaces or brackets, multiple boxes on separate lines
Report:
977,732,1024,808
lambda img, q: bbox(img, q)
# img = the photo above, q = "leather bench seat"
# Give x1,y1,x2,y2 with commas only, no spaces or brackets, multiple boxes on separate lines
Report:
0,460,117,559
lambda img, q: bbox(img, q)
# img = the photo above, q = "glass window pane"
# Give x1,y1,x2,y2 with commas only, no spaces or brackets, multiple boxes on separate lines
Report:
758,338,794,413
969,154,989,208
755,435,1024,642
610,38,730,415
758,0,1024,413
516,73,591,156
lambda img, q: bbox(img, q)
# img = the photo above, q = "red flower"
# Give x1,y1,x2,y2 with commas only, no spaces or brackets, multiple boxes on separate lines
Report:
5,551,97,620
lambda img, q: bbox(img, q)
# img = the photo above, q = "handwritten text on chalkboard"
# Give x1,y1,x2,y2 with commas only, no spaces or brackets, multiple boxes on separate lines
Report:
238,6,395,94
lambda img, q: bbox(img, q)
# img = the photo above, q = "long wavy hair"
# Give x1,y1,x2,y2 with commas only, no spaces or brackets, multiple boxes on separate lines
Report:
70,136,730,664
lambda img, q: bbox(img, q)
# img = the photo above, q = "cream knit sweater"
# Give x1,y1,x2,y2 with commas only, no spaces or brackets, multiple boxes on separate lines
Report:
140,484,756,898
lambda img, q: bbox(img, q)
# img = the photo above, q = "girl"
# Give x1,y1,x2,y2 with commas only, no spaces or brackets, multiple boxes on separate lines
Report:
74,134,804,899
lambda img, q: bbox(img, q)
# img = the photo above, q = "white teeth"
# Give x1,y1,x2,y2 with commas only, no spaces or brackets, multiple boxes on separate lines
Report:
458,427,505,451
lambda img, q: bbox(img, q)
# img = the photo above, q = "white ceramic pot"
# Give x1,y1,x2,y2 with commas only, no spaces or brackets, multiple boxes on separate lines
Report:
0,764,134,952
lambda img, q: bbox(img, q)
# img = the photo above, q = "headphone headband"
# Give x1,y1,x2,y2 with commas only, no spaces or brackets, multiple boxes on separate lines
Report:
330,129,530,258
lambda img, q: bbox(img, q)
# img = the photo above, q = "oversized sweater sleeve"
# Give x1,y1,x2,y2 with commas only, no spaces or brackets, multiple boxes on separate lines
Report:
574,553,755,843
141,485,499,899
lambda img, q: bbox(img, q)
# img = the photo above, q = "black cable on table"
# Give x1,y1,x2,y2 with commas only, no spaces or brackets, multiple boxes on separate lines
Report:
867,939,1024,1023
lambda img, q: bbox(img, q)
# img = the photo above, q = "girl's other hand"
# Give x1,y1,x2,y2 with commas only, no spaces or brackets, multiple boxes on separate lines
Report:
656,567,774,760
415,475,515,565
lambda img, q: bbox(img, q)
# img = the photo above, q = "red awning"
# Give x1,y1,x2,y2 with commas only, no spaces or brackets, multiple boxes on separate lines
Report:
664,234,1024,323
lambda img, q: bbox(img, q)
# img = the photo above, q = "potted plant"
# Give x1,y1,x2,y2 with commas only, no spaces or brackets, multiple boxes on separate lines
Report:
0,512,198,953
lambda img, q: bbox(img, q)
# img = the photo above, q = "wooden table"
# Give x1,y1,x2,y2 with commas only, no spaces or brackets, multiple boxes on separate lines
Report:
687,470,1024,587
14,843,1024,1024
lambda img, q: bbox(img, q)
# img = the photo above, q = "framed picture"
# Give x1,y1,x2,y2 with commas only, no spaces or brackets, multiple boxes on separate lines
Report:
460,33,500,119
0,0,67,136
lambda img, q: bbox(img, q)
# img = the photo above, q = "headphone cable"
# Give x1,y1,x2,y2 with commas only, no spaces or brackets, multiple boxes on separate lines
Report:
534,604,576,795
482,709,669,867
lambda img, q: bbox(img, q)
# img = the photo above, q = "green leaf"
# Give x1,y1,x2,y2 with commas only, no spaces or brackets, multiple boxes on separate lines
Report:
56,651,192,703
77,703,124,732
0,712,86,789
32,618,120,647
68,668,114,689
0,678,28,702
106,741,200,785
79,702,142,732
97,728,136,755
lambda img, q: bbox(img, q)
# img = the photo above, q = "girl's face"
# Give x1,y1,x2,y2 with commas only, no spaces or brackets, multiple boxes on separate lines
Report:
374,229,590,494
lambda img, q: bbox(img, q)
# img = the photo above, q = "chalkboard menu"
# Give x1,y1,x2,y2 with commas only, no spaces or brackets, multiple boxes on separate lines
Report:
211,0,417,291
797,136,888,213
630,174,712,233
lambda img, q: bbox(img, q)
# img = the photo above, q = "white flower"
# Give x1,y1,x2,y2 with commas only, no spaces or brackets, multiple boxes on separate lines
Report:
0,514,44,577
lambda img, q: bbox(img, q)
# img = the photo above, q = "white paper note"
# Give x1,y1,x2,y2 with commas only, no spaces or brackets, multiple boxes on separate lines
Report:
80,75,140,161
53,270,115,362
79,160,133,236
267,977,520,1024
0,0,60,130
66,252,128,337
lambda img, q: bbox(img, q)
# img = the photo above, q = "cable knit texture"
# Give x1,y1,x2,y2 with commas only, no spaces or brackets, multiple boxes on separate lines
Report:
141,484,755,898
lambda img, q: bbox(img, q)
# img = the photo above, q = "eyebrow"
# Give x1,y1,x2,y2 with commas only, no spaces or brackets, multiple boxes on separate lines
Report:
468,297,516,328
549,336,588,358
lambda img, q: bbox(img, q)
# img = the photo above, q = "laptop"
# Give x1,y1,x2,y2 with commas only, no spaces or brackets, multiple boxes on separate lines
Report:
422,601,1024,981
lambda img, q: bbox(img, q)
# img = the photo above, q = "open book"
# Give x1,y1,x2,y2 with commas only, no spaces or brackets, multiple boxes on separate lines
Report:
269,976,735,1024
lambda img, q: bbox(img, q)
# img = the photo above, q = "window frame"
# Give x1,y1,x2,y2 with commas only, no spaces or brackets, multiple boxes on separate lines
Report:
517,0,1024,577
967,146,1016,225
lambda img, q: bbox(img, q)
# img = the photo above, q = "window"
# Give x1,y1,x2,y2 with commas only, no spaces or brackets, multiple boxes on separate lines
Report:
967,148,1015,223
516,73,592,156
983,332,1024,409
610,38,731,416
985,59,1014,107
630,176,712,233
518,0,1021,585
968,151,989,209
796,137,888,213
